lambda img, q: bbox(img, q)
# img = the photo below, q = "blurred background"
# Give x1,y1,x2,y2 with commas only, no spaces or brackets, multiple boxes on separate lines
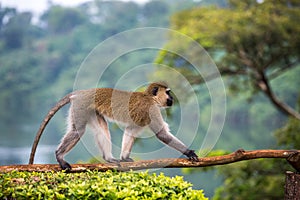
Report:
0,0,299,199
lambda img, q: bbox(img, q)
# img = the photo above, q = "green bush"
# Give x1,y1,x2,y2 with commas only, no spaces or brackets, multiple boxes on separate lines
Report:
0,170,208,199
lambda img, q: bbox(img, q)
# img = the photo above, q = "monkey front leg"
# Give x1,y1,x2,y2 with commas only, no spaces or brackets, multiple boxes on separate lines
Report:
154,126,199,161
120,134,135,162
120,126,142,162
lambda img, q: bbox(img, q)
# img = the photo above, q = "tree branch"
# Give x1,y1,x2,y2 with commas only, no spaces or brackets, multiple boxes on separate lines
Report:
257,71,300,120
188,68,247,85
269,59,300,80
1,149,299,173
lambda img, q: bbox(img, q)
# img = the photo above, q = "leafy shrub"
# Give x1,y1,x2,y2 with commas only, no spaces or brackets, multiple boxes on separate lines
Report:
0,170,208,199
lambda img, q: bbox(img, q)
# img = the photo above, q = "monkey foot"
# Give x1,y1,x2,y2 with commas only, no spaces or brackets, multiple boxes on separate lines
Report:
120,157,134,162
59,161,72,172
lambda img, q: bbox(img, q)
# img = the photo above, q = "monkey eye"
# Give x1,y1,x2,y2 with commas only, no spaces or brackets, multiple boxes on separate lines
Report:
152,87,159,96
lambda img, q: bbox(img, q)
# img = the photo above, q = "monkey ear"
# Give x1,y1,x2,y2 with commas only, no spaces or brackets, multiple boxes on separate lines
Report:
152,87,159,96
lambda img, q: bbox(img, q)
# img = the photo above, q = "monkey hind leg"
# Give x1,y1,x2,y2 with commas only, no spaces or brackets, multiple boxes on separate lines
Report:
56,124,86,171
89,114,119,164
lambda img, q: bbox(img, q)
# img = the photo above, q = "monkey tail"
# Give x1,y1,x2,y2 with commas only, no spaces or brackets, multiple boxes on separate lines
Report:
28,93,72,164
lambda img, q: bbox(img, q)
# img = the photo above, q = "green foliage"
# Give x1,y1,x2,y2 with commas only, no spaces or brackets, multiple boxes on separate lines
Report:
0,49,46,125
275,116,300,149
1,11,33,49
0,170,208,199
212,159,291,200
210,96,300,199
93,1,140,36
41,5,87,34
142,1,169,26
0,6,16,30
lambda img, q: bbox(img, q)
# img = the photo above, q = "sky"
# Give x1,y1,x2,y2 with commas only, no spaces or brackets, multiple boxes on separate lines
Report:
1,0,149,16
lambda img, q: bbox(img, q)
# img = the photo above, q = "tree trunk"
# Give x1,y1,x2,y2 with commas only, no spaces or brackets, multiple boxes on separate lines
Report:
285,171,300,200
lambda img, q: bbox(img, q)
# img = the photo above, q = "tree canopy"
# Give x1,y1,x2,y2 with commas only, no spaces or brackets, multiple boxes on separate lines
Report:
158,0,300,119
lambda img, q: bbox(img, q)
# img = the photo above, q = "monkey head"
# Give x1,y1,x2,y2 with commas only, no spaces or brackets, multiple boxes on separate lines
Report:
145,82,174,107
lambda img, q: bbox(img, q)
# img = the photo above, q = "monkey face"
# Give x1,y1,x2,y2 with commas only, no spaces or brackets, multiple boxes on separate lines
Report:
146,82,173,108
154,87,173,108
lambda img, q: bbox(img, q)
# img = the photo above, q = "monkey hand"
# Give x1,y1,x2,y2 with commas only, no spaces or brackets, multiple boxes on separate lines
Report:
184,150,199,162
58,161,72,172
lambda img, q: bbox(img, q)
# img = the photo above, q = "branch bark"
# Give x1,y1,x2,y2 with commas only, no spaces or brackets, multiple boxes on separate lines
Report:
1,149,299,173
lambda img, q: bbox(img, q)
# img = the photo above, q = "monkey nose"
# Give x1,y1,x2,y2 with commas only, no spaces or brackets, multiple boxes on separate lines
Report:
167,98,173,107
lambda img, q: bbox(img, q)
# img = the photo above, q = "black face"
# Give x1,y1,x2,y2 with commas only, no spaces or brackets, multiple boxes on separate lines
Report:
166,89,173,107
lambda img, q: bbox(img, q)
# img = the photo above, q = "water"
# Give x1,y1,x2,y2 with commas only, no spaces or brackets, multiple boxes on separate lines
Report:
0,145,56,165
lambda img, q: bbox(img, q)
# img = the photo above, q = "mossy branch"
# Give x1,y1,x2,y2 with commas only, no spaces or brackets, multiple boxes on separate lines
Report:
1,149,300,173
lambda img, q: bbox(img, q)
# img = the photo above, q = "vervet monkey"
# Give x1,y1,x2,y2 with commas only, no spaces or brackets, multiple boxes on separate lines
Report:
29,82,198,170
